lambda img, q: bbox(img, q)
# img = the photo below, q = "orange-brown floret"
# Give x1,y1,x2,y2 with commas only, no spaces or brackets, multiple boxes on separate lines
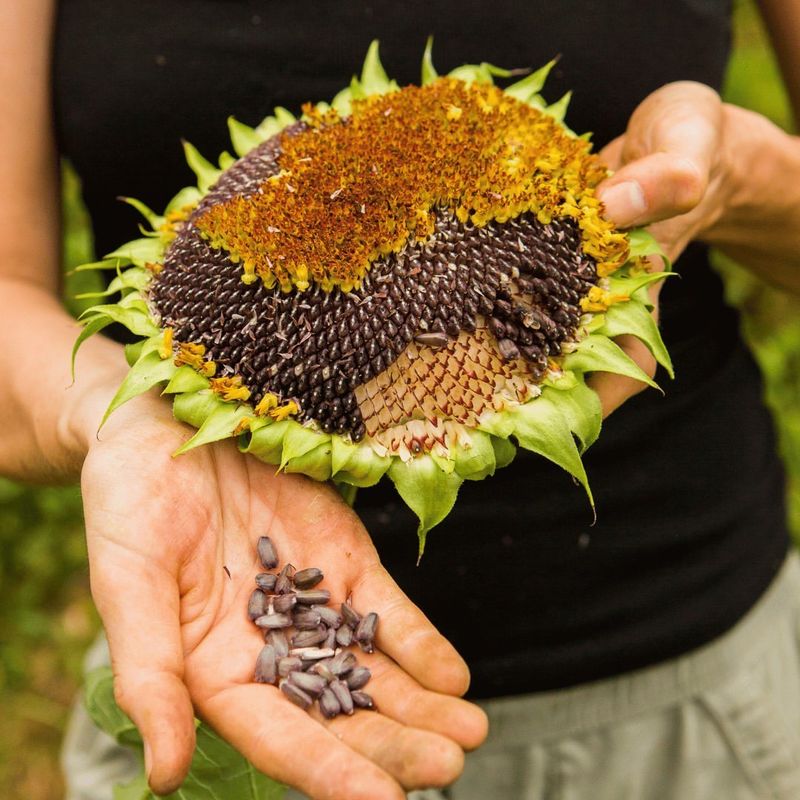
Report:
196,78,627,292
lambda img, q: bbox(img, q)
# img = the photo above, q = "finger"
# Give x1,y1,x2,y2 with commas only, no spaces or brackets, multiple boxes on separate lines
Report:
316,704,466,790
351,562,472,696
87,536,195,795
586,333,657,417
201,684,406,800
596,81,722,228
355,649,489,751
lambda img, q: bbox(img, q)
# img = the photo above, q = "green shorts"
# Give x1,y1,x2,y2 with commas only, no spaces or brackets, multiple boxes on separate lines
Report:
65,549,800,800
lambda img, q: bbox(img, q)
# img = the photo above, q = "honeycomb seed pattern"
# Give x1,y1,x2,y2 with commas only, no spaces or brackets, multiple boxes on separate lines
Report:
148,129,600,441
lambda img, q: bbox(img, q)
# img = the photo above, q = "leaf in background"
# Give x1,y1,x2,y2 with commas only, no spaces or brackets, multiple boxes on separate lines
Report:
86,667,287,800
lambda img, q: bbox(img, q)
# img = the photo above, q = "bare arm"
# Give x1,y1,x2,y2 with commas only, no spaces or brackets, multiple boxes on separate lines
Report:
0,0,126,482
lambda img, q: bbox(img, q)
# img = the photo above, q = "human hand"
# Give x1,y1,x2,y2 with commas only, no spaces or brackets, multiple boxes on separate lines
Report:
590,81,730,415
79,391,488,799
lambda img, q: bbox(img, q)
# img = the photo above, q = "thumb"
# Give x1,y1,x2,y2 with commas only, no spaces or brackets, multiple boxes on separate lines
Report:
596,81,722,228
87,537,196,794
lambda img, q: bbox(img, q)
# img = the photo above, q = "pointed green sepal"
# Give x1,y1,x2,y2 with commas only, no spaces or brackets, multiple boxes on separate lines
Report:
508,394,594,507
331,86,354,116
173,401,252,455
627,228,669,265
78,304,160,338
218,151,236,171
119,197,163,230
452,430,497,480
421,36,438,86
100,351,177,429
124,340,145,367
608,269,676,299
564,334,660,391
71,315,112,379
162,366,211,394
228,116,264,158
273,107,297,129
283,442,333,482
490,435,516,469
241,419,291,465
448,64,495,85
165,185,203,214
361,40,393,96
330,438,391,487
388,456,463,559
476,408,515,439
104,237,164,268
545,383,602,453
73,258,121,273
172,391,227,430
504,59,556,104
279,424,330,471
182,140,222,194
599,299,674,378
545,91,572,122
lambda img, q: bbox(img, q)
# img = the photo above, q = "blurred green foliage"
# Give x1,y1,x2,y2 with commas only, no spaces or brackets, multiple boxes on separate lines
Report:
1,2,798,797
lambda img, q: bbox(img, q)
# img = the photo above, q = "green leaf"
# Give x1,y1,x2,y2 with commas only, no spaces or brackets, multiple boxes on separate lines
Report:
173,402,252,455
100,351,177,429
182,140,222,194
71,315,112,378
388,456,463,559
545,383,602,453
79,304,160,338
448,64,494,84
490,435,516,469
563,334,660,390
73,258,121,273
228,116,264,157
124,340,145,367
421,36,438,85
79,267,151,300
361,40,392,95
452,430,497,480
330,438,391,487
172,390,227,429
330,86,354,116
608,269,676,298
508,394,593,507
599,299,674,378
280,424,330,470
119,197,164,230
163,366,211,394
104,237,164,267
476,409,515,439
283,442,333,482
627,227,669,265
86,667,286,800
504,59,556,103
242,420,291,465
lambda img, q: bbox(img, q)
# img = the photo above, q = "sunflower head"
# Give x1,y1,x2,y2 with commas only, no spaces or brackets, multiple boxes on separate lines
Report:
74,41,671,556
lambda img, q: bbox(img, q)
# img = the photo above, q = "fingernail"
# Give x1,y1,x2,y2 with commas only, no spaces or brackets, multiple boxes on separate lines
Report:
598,180,647,227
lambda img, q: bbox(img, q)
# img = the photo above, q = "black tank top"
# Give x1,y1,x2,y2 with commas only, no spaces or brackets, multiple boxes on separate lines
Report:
53,0,790,694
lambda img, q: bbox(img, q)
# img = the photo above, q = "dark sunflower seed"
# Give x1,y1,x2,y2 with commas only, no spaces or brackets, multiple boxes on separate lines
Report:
247,589,267,621
314,606,342,629
254,612,293,629
295,589,332,606
281,682,313,710
355,612,378,653
308,659,336,682
255,573,277,593
293,567,324,590
257,537,279,570
288,671,327,697
293,608,322,630
330,650,357,677
341,602,361,628
345,666,371,691
254,644,277,684
275,563,296,595
293,646,336,661
335,624,354,647
273,593,297,614
267,629,289,659
414,331,449,349
330,679,354,715
319,688,341,719
277,656,303,677
324,627,337,650
291,627,327,648
351,690,376,710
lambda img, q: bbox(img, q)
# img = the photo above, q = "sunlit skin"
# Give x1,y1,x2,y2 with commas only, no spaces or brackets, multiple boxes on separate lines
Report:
2,0,800,797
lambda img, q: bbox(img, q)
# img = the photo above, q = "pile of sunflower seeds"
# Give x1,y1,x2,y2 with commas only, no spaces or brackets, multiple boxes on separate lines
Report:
248,535,378,717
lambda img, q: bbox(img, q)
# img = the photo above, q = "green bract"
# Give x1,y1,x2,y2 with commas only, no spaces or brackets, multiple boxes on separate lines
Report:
74,41,671,556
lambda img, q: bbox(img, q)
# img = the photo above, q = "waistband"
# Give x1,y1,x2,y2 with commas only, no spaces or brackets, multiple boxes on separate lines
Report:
479,547,800,742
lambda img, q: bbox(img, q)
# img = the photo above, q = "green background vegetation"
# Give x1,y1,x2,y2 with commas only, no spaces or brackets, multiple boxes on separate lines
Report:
1,3,799,796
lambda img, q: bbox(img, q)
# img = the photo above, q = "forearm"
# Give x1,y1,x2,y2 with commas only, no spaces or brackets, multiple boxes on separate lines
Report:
704,104,800,293
0,277,127,482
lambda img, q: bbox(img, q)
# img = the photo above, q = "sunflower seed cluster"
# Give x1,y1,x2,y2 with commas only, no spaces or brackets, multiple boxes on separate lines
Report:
149,129,599,439
249,536,377,717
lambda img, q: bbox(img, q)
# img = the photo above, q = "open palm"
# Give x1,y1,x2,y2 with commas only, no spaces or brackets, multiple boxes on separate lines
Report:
81,394,487,800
